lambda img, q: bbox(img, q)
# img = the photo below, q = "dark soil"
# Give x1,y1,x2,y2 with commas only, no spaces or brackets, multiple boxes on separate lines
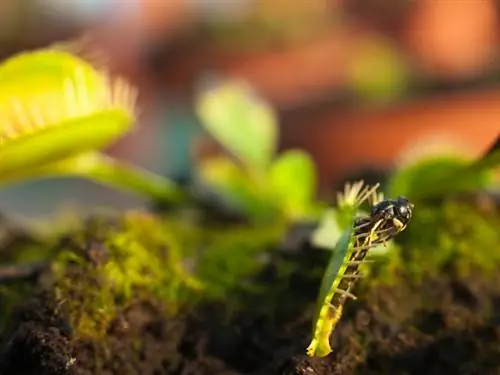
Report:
1,221,500,375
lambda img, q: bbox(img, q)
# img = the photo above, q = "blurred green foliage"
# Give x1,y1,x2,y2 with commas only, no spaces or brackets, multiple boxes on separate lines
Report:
348,34,410,103
195,79,324,222
387,148,499,201
196,80,277,171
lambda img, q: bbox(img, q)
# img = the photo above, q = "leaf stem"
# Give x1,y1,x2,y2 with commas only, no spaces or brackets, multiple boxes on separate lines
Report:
72,153,187,204
0,152,188,204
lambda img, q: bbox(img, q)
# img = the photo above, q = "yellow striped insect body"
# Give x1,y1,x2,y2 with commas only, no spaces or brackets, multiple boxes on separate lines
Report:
307,188,414,357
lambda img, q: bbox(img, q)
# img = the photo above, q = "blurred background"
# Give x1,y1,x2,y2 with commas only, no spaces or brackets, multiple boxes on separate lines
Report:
0,0,499,224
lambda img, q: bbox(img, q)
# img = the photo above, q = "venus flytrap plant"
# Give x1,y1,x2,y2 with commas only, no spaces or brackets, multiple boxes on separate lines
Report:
0,46,184,203
195,79,323,222
307,181,413,357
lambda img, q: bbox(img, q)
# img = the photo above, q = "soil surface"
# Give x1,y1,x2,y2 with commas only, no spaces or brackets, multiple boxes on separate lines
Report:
1,222,500,375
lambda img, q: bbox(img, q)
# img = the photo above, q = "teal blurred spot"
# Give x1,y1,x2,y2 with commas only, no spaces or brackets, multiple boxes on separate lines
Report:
157,100,203,180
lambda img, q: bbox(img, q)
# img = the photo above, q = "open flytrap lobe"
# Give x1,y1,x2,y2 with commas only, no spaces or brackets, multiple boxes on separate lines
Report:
307,181,414,357
0,44,182,203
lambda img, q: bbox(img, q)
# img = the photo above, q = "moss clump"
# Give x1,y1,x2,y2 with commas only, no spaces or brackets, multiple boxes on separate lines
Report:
51,211,205,339
368,197,500,285
48,210,284,340
195,223,284,299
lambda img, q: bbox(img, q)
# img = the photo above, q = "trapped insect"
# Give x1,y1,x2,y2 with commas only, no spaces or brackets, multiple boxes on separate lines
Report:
330,196,414,311
307,183,414,357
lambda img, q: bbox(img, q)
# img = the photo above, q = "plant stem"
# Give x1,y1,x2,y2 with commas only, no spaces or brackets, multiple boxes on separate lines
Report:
71,152,187,204
0,152,188,204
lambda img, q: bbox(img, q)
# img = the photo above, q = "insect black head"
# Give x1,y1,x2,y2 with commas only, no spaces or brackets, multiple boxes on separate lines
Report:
370,195,414,232
393,196,414,227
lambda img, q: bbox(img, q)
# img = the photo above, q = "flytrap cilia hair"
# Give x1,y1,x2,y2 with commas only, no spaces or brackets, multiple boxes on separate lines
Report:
307,181,414,357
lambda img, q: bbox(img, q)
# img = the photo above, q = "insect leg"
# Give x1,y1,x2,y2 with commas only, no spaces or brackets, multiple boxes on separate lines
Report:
334,288,357,300
347,259,375,266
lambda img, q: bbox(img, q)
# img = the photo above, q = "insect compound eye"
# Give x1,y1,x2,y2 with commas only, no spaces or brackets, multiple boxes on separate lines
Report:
395,197,413,222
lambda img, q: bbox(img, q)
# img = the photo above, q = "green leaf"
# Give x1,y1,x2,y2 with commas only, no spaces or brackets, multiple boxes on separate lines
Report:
197,157,278,221
310,209,343,250
195,80,278,171
268,149,317,219
348,35,409,102
470,145,500,173
386,155,493,200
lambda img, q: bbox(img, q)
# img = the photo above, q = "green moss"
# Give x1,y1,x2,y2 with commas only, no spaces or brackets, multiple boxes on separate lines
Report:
368,198,500,285
195,223,284,299
0,282,35,329
51,211,205,339
48,210,284,339
53,258,117,339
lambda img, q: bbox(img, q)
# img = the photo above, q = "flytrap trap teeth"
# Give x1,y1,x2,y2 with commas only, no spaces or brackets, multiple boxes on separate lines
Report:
0,45,143,182
0,66,138,145
50,33,112,68
0,44,185,203
307,181,414,357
